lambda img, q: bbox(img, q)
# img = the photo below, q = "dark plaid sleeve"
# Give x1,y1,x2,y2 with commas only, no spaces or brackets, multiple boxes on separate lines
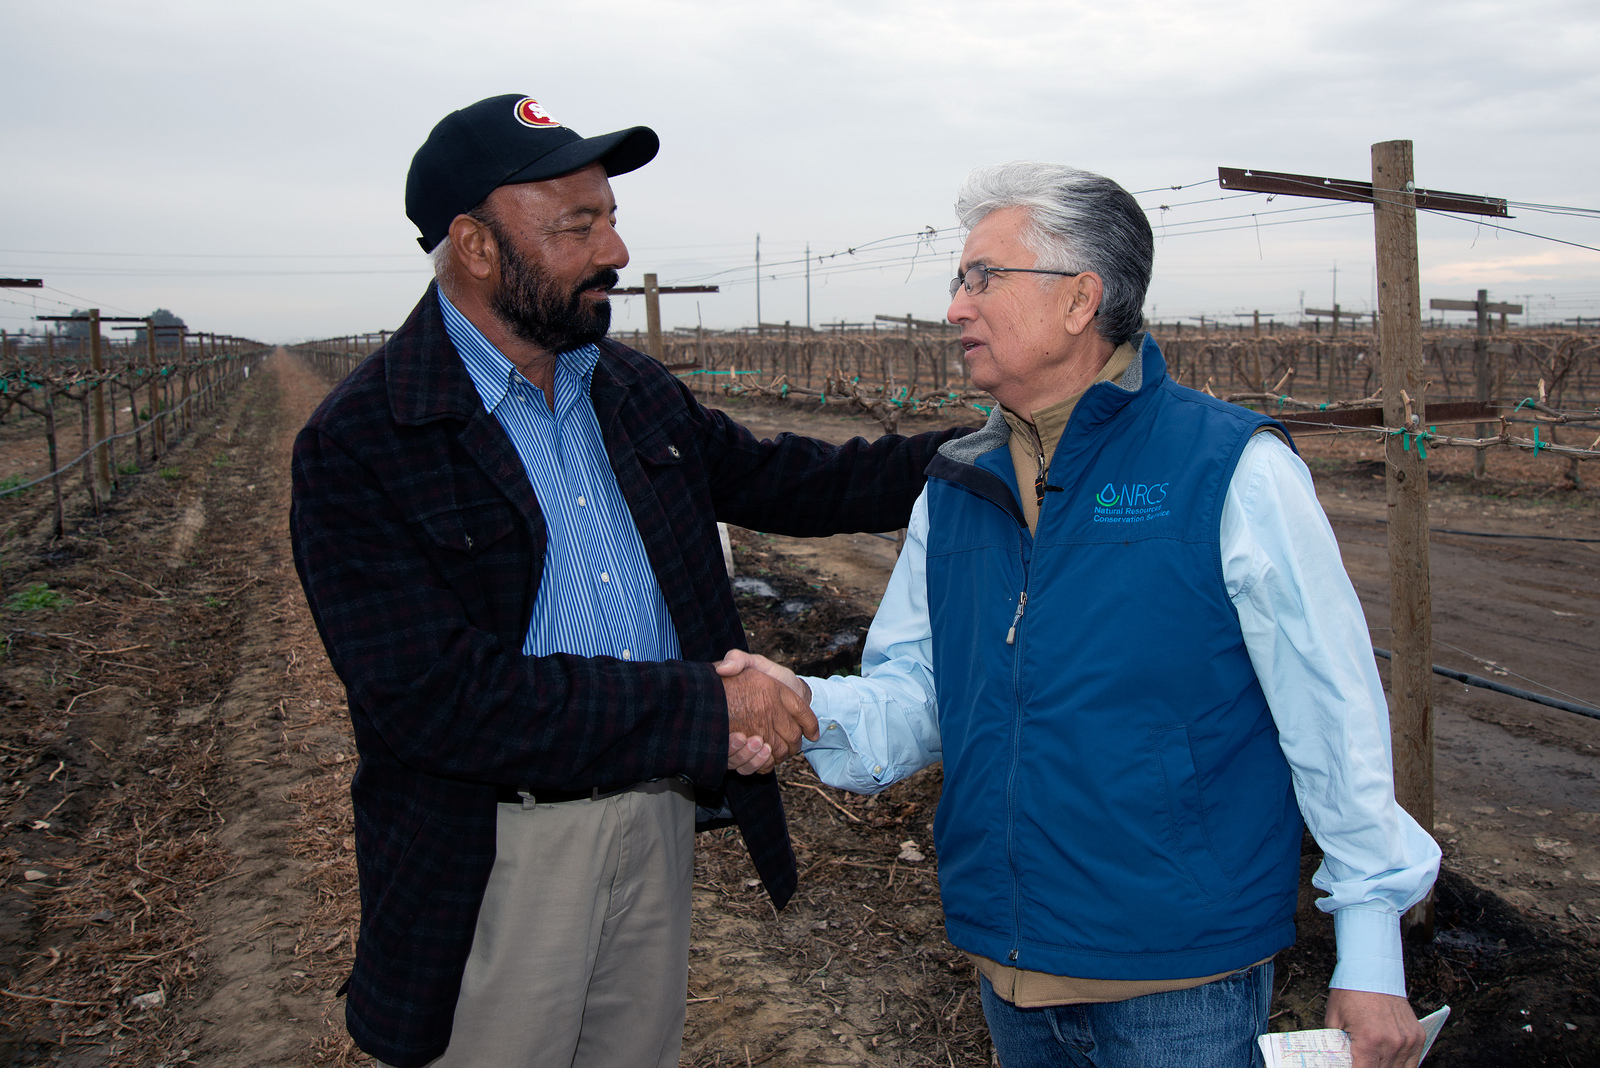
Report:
695,400,963,535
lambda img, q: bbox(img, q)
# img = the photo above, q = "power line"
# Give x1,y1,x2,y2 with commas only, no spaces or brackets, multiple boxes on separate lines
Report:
4,267,432,279
1420,209,1600,255
1218,181,1600,255
1154,211,1374,240
38,285,139,317
1146,200,1345,228
1129,179,1218,196
0,248,421,260
1502,199,1600,218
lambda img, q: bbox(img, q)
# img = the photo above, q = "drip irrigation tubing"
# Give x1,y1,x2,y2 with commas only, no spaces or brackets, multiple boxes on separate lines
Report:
1330,514,1600,544
1372,647,1600,722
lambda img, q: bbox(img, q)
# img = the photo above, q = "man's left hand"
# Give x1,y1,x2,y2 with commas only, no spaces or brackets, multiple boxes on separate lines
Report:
728,732,774,775
1325,989,1425,1068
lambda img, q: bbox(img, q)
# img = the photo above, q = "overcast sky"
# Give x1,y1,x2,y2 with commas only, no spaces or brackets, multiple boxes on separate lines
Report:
4,0,1598,342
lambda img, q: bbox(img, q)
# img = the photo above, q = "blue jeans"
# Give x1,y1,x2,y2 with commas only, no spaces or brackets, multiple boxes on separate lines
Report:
979,962,1272,1068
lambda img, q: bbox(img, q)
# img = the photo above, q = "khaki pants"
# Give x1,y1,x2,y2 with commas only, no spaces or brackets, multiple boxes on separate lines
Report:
386,779,695,1068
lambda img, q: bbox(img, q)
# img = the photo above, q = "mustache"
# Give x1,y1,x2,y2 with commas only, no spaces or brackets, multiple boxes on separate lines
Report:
576,268,621,297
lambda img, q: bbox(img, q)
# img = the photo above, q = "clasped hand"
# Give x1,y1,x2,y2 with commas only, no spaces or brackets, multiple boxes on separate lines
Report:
716,650,816,776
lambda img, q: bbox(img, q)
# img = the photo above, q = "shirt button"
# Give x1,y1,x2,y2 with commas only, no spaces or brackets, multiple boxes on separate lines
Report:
827,723,838,730
577,495,587,507
873,765,883,775
600,572,610,583
621,649,631,660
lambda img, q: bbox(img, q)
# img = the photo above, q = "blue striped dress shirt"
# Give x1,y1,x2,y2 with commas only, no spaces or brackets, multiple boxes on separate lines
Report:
439,289,682,664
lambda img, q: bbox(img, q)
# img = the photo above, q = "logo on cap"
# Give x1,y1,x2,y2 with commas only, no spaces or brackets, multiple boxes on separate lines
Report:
513,98,562,129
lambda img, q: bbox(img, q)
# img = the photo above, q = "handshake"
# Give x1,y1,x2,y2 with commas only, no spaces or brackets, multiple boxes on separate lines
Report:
716,650,816,776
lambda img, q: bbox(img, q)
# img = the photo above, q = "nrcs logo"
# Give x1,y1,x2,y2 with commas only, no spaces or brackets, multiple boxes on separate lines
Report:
1094,482,1169,508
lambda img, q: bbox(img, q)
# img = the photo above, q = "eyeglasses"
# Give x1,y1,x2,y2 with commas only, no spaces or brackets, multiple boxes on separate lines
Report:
949,263,1080,299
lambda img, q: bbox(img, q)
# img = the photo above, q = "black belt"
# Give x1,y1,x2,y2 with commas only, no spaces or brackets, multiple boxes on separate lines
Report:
494,783,636,805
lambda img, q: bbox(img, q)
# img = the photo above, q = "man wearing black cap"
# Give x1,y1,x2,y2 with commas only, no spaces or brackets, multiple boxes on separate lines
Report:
290,95,963,1067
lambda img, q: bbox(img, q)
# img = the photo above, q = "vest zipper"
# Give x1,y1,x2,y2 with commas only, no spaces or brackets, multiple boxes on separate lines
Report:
1004,592,1028,645
1004,525,1032,967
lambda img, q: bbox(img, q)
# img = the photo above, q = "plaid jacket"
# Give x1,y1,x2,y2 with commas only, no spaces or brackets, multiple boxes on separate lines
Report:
289,284,963,1067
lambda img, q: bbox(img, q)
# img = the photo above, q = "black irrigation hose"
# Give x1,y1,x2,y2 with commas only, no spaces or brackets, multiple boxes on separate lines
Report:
1429,527,1600,544
1372,647,1600,722
1333,514,1600,544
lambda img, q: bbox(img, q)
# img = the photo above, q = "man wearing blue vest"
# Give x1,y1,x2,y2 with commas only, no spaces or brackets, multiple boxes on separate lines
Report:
720,162,1440,1067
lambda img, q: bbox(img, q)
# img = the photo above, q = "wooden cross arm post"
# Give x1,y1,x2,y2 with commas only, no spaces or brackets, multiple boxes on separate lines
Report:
1428,298,1522,315
874,314,952,331
34,314,147,323
1218,166,1510,217
605,278,718,362
1218,154,1508,942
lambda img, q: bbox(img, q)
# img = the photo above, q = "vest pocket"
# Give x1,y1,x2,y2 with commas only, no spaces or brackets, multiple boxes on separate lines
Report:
1152,726,1237,904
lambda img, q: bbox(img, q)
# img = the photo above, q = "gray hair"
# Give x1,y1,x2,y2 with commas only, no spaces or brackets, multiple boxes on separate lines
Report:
955,162,1153,347
429,236,455,279
428,204,497,282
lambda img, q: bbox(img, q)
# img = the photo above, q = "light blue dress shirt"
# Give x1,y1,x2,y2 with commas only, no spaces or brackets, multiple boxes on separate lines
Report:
803,432,1440,997
439,289,681,664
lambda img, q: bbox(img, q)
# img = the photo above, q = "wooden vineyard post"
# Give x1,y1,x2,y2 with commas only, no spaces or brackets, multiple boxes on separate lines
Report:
643,273,663,361
1372,139,1435,938
88,310,113,502
130,359,143,461
905,313,915,395
147,319,165,458
607,279,716,364
1473,290,1489,478
1428,291,1520,476
79,392,97,514
44,333,64,538
174,327,188,436
182,331,197,431
1218,162,1505,942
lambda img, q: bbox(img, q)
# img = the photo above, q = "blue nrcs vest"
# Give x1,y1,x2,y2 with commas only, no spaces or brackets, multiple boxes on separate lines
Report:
923,334,1304,980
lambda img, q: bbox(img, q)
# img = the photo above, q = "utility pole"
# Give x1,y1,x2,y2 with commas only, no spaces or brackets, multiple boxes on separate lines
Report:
805,241,812,331
1221,153,1510,942
755,234,762,338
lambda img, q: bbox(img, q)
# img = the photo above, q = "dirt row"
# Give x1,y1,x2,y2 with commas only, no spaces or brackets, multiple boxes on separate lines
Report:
0,359,1596,1066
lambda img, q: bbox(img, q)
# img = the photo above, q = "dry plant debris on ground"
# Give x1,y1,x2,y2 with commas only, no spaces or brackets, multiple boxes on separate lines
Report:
0,362,1596,1066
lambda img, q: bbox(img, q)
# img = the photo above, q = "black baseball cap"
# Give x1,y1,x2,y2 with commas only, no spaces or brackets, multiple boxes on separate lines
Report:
406,94,659,252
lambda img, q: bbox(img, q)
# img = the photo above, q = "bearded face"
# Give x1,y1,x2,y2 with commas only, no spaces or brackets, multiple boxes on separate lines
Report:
482,213,618,354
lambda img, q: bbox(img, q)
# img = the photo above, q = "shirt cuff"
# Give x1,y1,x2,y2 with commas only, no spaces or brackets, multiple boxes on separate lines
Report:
1329,906,1407,997
800,677,893,794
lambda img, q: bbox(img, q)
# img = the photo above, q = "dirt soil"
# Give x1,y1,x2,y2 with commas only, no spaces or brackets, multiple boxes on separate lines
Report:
0,369,1595,1066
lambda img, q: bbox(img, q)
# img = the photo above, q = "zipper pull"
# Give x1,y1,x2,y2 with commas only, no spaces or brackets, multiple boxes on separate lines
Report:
1005,591,1028,645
